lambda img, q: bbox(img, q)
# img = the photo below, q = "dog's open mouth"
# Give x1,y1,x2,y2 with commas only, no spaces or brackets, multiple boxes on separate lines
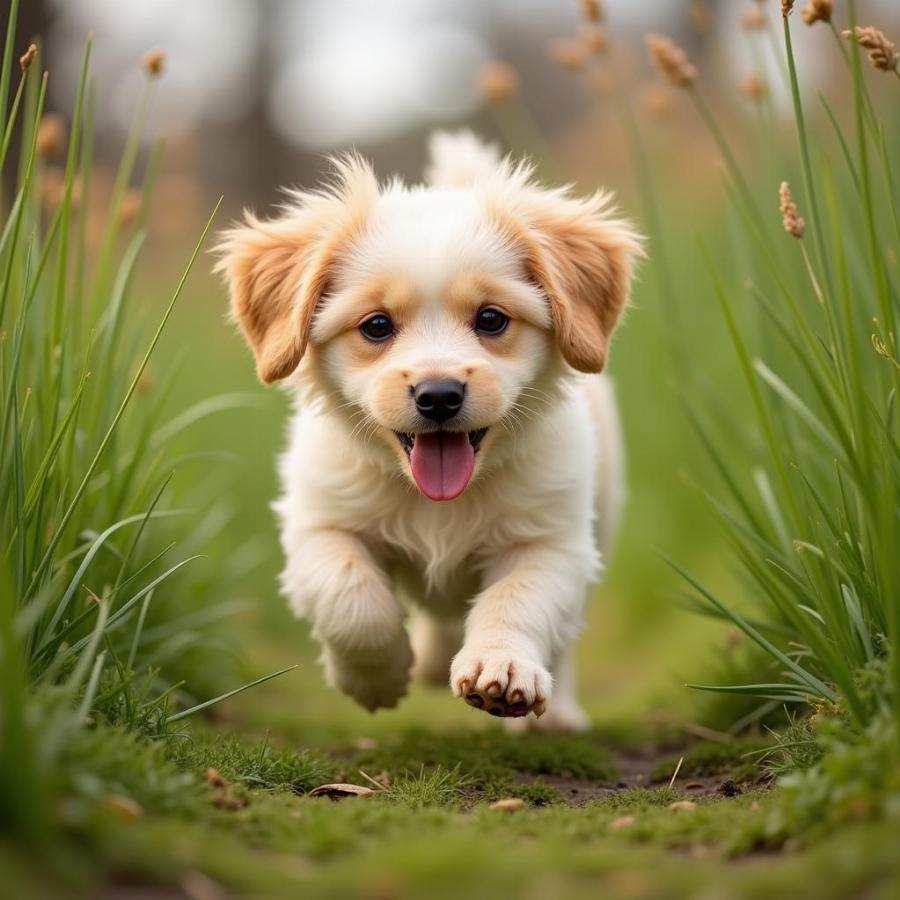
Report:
395,429,487,502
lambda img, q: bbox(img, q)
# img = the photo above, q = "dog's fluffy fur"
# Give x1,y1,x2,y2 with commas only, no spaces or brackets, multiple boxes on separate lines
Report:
216,132,641,731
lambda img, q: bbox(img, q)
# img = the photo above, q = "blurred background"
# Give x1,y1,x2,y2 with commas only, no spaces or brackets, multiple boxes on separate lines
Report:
9,0,900,744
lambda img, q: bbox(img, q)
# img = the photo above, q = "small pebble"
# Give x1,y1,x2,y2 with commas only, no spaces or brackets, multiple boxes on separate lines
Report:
717,779,742,798
668,800,697,812
609,815,635,831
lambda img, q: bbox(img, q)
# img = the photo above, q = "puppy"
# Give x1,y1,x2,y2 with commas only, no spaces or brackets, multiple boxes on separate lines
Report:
216,131,640,731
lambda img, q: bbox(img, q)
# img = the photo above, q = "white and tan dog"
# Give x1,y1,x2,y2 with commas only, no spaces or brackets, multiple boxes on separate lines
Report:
216,132,640,731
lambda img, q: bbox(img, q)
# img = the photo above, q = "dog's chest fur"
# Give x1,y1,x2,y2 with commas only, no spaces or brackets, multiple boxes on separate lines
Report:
277,384,600,609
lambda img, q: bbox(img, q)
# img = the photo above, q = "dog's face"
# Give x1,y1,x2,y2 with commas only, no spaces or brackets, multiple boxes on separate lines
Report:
216,156,640,501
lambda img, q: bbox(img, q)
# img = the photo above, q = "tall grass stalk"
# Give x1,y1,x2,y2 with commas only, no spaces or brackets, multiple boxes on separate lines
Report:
0,23,289,841
672,8,900,740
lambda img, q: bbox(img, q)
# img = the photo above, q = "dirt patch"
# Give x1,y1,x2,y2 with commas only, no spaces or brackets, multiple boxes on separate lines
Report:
515,749,759,806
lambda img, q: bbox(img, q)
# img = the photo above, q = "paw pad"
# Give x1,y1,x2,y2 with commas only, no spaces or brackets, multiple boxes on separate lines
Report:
465,690,529,718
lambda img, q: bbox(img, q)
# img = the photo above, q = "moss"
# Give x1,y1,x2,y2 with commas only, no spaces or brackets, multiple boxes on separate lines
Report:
21,788,895,900
168,730,335,793
352,726,617,785
595,786,681,810
382,766,474,808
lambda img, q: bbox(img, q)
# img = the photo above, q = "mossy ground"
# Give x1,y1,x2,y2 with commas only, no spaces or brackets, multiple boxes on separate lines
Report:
5,693,900,900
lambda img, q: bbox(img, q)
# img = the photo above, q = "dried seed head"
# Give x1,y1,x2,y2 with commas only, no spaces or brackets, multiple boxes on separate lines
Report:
36,112,67,160
843,26,899,73
19,43,37,71
136,366,155,395
741,7,766,30
781,1,795,17
800,0,832,25
478,62,518,104
119,187,142,227
581,23,609,55
41,167,65,210
548,38,589,70
42,169,83,213
588,68,614,98
645,33,697,88
640,83,673,116
690,0,715,35
740,71,768,100
142,48,165,77
779,181,805,238
581,0,603,24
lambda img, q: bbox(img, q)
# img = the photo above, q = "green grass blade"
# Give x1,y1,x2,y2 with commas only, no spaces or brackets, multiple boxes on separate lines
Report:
164,665,299,725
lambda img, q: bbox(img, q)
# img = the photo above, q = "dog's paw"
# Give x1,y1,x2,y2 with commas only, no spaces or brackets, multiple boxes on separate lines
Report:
450,646,552,718
322,641,413,712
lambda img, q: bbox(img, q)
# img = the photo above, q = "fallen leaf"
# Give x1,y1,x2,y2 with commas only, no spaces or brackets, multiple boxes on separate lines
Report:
609,815,635,830
668,800,697,812
204,767,227,788
309,783,376,799
102,793,143,820
489,798,525,812
354,737,378,751
211,790,247,810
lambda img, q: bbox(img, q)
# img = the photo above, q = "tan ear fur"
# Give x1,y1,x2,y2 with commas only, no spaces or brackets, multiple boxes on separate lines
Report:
487,165,643,373
214,155,378,384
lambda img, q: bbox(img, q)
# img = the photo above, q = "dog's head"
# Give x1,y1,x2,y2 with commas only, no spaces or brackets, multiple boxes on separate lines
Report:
216,151,640,501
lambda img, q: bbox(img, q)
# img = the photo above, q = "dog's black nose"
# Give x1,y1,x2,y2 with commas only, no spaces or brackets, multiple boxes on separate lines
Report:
414,379,465,423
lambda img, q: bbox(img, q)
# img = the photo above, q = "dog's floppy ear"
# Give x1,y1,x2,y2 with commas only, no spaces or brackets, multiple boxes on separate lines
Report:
214,155,378,384
489,168,642,373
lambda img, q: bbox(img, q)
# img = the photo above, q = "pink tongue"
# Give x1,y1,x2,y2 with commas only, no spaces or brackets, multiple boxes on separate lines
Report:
409,432,475,501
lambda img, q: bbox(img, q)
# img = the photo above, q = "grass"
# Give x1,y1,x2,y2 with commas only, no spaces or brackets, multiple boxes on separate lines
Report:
668,6,900,733
2,1,900,897
0,7,290,846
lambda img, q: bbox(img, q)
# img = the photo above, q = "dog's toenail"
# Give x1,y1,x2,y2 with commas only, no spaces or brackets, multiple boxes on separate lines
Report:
466,692,484,708
486,681,502,696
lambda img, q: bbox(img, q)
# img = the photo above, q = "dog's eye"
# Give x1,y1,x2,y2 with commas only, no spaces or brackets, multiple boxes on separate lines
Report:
474,306,509,336
359,314,394,342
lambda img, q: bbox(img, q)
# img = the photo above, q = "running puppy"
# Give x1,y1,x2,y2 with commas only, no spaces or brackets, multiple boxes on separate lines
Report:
216,131,640,731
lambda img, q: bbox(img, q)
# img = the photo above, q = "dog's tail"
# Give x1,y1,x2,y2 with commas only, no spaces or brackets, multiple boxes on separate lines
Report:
424,130,501,188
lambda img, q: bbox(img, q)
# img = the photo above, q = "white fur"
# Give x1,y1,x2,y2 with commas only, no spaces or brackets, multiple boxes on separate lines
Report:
266,133,629,731
424,129,502,188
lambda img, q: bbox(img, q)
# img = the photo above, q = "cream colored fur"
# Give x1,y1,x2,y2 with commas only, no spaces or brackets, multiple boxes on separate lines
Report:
216,130,640,731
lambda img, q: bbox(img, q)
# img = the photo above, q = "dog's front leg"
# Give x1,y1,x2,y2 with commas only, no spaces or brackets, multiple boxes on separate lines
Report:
450,541,594,720
282,529,412,711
